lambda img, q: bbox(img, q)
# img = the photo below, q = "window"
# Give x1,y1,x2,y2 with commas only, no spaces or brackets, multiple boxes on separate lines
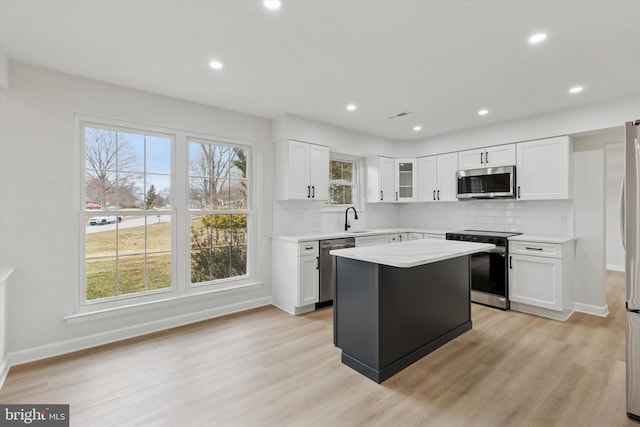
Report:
188,139,249,285
328,157,357,206
83,125,173,302
80,118,253,310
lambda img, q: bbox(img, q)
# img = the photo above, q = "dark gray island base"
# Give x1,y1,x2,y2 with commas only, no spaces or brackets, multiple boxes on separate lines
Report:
334,255,471,383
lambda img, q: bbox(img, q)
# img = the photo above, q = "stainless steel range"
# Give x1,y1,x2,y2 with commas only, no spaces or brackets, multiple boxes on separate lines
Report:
446,230,521,310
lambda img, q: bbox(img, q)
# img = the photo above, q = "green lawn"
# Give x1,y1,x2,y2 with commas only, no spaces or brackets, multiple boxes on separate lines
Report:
86,222,171,300
85,216,247,300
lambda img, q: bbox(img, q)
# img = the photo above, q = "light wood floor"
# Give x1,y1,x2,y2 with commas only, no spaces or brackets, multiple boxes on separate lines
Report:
1,271,639,427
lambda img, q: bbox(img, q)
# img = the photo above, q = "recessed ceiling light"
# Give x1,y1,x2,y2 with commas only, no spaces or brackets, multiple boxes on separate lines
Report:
264,0,281,10
528,33,547,44
209,60,223,70
413,126,422,131
569,86,584,94
346,104,357,112
478,109,489,116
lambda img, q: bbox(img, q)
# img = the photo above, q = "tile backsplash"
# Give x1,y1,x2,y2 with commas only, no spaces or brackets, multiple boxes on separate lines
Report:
273,199,574,236
398,199,574,235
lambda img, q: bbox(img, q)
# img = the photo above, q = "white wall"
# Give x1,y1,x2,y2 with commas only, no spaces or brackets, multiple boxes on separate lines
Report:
396,94,640,157
572,135,607,315
272,114,399,235
0,63,274,363
0,45,8,89
606,142,625,271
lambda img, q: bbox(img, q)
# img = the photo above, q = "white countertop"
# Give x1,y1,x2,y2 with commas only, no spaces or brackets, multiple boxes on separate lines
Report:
509,234,576,244
330,239,495,268
272,228,453,242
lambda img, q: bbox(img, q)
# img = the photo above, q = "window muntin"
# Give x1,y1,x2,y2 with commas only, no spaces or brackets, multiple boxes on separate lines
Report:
328,158,357,206
83,125,173,302
188,139,249,285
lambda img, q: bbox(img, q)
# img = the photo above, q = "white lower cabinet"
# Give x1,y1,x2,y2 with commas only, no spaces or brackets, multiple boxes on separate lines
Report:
508,239,575,321
388,233,408,243
355,234,389,246
271,240,319,315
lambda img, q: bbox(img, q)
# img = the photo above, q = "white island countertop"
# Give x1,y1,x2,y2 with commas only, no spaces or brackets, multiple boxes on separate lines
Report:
330,239,495,268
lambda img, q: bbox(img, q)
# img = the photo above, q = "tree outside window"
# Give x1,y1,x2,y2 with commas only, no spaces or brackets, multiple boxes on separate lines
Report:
328,158,356,206
188,140,249,284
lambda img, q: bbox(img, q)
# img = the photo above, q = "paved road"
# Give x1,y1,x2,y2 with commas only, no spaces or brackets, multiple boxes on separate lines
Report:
86,215,171,234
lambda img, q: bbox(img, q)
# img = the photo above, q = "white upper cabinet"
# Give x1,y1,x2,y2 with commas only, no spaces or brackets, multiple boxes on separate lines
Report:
417,152,458,202
516,136,572,200
275,140,330,200
395,158,417,202
458,144,516,170
366,156,396,203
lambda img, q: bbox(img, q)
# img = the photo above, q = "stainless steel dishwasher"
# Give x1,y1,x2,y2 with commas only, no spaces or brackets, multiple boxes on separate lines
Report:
319,237,355,305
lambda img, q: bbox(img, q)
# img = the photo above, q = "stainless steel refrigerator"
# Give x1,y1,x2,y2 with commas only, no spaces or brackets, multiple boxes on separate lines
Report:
623,119,640,421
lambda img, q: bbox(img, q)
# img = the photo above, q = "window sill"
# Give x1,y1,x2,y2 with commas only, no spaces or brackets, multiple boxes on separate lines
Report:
64,281,264,325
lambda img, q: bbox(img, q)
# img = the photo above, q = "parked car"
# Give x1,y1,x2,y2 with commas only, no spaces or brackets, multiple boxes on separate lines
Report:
85,202,102,210
89,215,123,225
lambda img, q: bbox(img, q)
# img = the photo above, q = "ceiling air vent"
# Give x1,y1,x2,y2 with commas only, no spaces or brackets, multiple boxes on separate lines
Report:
385,111,411,120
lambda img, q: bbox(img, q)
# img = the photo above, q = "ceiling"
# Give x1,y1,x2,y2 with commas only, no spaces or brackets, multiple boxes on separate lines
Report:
1,0,639,141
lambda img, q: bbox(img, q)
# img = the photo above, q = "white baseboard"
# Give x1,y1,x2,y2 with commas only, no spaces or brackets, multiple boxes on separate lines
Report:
606,264,624,272
0,357,9,391
510,301,574,321
6,296,272,369
574,302,609,317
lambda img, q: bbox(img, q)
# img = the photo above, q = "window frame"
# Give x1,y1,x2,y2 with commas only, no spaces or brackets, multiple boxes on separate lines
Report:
185,135,253,290
75,115,255,315
323,153,362,211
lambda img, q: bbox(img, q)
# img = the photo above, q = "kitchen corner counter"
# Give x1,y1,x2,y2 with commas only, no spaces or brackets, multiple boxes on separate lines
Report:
330,239,494,268
271,228,452,242
509,234,576,244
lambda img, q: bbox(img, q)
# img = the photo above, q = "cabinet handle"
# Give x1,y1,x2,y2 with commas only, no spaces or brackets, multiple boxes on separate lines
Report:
433,190,436,201
305,246,314,250
509,256,512,269
485,151,489,163
480,152,484,164
517,186,521,199
380,190,383,201
437,190,440,200
525,247,544,251
312,186,315,198
316,256,320,270
396,191,398,201
307,186,311,198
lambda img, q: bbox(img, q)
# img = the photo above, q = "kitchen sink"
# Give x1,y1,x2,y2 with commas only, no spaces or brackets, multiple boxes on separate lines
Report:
346,230,370,234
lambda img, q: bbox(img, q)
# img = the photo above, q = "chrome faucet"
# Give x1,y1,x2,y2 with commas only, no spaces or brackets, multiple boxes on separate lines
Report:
344,206,359,231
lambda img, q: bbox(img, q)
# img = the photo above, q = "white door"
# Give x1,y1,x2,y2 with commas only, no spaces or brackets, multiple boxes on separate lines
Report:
379,156,395,202
485,144,516,167
395,159,417,202
458,148,485,170
287,140,311,199
516,137,570,200
298,255,319,306
437,153,459,201
418,156,438,202
309,144,330,200
509,254,563,311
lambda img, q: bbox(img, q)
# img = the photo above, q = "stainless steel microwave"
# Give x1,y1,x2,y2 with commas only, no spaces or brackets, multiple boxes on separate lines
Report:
456,165,516,199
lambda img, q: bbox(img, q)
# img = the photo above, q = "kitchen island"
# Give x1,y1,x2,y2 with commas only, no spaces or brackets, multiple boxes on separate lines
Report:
330,239,494,383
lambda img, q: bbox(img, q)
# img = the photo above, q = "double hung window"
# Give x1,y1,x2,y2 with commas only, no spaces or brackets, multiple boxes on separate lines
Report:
80,119,252,310
327,157,358,206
